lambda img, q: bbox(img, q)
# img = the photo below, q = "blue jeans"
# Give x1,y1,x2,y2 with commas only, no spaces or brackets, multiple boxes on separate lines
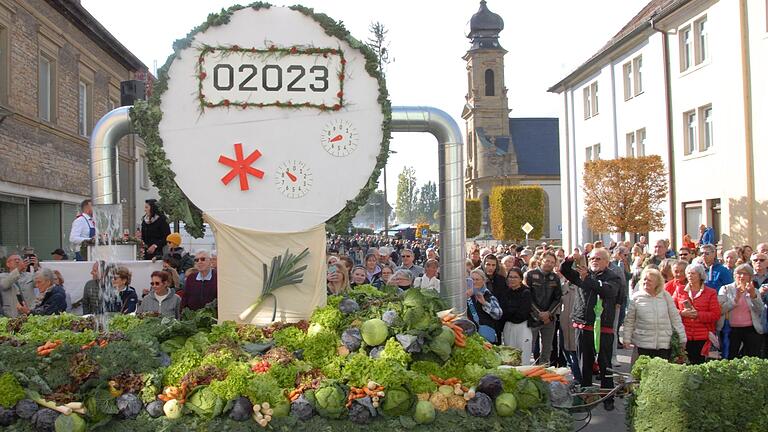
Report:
564,350,582,383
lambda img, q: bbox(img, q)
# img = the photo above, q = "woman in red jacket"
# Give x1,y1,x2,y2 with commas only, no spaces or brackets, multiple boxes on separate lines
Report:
673,263,721,364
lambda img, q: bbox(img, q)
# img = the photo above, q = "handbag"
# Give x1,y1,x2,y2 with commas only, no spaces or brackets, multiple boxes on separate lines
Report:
467,298,497,343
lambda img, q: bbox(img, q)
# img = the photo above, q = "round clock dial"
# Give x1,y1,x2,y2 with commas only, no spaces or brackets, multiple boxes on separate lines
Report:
275,160,313,199
321,119,358,157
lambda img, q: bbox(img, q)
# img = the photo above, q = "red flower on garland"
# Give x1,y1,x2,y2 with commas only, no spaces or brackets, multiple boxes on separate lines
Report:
223,99,230,107
338,73,345,81
340,58,347,65
241,102,248,109
250,47,257,53
332,104,341,111
322,53,328,58
198,56,205,63
337,91,343,98
290,46,298,54
286,101,293,106
232,45,240,51
199,72,207,80
330,49,337,54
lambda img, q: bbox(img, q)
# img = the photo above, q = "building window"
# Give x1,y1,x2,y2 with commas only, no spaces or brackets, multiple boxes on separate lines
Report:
684,110,697,155
484,69,494,96
39,54,56,122
623,55,643,100
684,105,713,155
625,132,635,157
625,128,646,157
709,199,721,243
586,143,600,162
0,26,7,104
139,153,150,190
622,62,633,101
700,105,713,151
583,81,599,119
684,201,703,241
633,56,643,94
78,81,92,137
680,26,693,71
583,87,591,119
636,128,646,156
694,17,708,65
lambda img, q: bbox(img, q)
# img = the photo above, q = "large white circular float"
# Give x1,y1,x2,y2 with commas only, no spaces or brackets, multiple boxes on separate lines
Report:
159,6,384,232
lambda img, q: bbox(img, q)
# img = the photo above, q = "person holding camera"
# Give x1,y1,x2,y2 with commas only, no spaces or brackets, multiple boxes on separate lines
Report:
16,268,66,316
466,269,503,344
0,254,39,317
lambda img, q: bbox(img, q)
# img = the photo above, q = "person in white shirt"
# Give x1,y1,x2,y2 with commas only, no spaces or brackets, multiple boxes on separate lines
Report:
69,199,95,261
414,259,440,293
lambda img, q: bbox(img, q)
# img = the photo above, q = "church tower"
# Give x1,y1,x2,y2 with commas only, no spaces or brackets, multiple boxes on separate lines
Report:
462,0,518,232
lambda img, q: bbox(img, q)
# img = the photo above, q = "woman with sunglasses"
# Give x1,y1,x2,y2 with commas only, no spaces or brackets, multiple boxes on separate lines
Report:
107,266,139,314
138,270,181,319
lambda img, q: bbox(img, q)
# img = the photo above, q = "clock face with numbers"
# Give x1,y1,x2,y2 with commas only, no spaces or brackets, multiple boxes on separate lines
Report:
158,7,384,232
275,160,313,198
321,119,358,157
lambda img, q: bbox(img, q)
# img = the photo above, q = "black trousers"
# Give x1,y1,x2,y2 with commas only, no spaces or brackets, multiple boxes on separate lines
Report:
637,348,671,360
575,328,614,391
729,326,763,358
687,340,706,365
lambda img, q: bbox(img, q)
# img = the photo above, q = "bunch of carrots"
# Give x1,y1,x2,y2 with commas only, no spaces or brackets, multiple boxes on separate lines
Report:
80,339,109,350
287,386,306,402
521,366,569,384
36,340,62,356
440,314,466,347
158,382,188,404
428,375,469,392
346,382,385,408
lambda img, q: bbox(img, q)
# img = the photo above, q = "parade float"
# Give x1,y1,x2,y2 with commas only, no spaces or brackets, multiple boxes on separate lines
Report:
0,3,573,431
0,286,572,431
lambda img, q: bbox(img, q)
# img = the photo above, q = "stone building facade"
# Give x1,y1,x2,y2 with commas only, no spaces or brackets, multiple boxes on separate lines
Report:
462,1,561,239
0,0,150,258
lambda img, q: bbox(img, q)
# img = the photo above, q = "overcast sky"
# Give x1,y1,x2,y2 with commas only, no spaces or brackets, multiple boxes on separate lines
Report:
81,0,649,203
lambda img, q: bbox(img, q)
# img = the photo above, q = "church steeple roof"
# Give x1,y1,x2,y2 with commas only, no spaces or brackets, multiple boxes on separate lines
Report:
467,0,504,51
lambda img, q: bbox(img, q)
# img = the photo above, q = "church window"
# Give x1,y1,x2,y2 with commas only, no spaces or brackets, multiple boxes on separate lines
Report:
484,69,494,96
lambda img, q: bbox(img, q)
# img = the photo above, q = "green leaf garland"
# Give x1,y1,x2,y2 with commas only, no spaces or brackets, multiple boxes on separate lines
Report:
130,2,391,237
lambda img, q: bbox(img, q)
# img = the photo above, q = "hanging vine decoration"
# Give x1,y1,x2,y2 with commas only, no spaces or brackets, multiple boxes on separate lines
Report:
196,44,346,111
130,2,391,237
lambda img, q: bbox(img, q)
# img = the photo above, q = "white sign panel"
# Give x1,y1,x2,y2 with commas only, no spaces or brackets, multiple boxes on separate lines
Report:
159,7,384,232
199,49,343,108
522,222,534,234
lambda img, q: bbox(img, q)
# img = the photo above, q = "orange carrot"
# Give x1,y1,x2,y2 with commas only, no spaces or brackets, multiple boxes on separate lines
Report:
527,369,547,378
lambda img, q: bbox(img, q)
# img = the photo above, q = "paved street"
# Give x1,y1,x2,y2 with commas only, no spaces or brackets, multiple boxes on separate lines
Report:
569,348,633,432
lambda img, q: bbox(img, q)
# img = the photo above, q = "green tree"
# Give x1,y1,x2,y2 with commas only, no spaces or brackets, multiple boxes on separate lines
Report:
396,166,418,223
366,21,392,77
466,199,481,238
352,190,393,229
416,181,438,224
489,186,545,242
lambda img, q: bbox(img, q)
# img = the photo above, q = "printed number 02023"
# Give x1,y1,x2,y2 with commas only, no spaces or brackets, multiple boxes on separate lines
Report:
211,63,329,93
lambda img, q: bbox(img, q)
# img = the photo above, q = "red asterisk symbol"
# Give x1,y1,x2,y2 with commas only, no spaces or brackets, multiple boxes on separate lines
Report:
218,143,264,191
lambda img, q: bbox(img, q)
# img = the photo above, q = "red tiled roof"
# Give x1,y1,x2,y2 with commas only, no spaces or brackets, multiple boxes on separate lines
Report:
548,0,685,92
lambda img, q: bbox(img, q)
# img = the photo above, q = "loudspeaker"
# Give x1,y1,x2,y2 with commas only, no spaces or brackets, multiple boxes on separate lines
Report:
120,80,146,106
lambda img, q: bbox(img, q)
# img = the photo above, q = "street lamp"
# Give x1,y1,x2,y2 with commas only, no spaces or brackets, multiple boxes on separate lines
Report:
370,202,381,233
383,149,397,238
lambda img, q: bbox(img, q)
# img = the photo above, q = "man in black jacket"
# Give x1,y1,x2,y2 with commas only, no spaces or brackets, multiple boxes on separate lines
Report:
525,251,562,365
560,248,620,411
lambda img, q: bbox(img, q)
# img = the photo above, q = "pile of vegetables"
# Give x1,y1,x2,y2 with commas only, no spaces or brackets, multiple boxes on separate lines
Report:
0,287,572,431
629,356,768,432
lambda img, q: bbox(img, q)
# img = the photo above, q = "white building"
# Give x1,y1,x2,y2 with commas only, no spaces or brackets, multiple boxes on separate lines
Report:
549,0,767,251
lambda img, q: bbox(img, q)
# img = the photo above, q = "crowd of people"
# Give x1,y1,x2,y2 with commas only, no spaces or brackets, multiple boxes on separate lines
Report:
325,232,768,411
0,232,218,321
6,205,768,412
